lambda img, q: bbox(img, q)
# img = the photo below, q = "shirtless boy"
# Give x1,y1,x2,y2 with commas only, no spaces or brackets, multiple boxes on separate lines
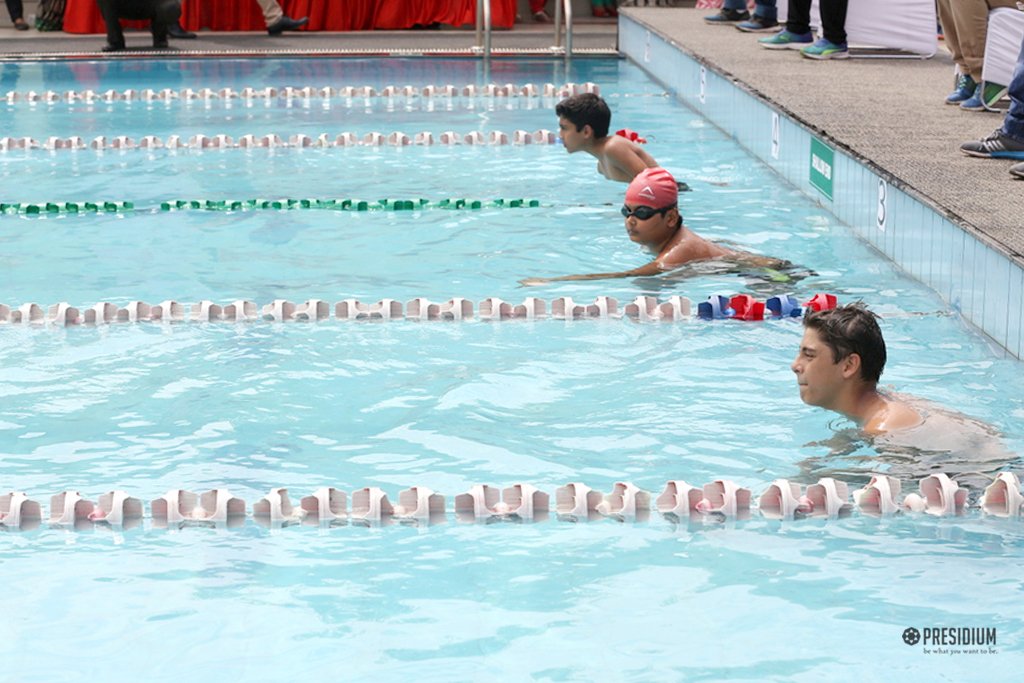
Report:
556,93,661,183
520,168,786,285
792,305,923,435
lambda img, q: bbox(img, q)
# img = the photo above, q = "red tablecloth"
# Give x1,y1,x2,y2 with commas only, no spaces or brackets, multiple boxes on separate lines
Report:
63,0,516,34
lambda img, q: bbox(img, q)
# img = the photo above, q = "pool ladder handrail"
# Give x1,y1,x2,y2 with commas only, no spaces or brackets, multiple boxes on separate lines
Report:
474,0,493,57
552,0,574,56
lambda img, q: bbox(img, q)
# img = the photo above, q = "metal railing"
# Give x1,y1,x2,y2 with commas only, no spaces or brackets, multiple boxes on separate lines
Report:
553,0,574,56
475,0,576,59
474,0,493,58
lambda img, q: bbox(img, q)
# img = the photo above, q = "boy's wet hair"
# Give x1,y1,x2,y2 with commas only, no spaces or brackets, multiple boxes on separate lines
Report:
555,93,611,139
803,303,886,383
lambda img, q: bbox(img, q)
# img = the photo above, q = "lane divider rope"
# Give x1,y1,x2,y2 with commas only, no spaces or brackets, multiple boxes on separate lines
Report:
0,294,837,326
1,81,600,106
1,472,1018,530
0,128,559,152
0,198,542,214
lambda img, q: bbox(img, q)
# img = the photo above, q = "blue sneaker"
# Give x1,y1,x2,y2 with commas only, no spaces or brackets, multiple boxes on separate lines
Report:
704,9,750,24
945,73,976,104
736,15,780,32
758,29,814,50
959,83,987,111
800,38,849,59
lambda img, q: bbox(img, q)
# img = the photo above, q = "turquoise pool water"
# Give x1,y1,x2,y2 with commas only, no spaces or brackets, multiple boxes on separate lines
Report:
2,58,1023,679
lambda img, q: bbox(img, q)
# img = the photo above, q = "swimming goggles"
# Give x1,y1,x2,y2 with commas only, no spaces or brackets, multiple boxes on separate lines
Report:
621,204,675,220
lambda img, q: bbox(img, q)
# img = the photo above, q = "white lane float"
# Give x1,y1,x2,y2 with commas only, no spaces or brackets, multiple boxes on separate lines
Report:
335,299,404,320
656,480,704,517
980,472,1024,517
555,482,603,518
262,299,296,322
300,487,347,522
152,489,246,523
294,299,330,321
454,484,548,520
223,300,258,321
801,478,852,519
854,474,902,515
392,486,446,521
596,482,651,519
49,491,95,525
47,302,80,326
0,492,42,527
88,491,144,525
757,479,806,520
695,480,752,517
252,487,304,522
902,473,968,516
350,487,394,522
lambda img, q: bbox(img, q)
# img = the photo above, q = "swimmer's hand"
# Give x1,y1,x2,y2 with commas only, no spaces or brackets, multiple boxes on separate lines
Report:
518,277,551,287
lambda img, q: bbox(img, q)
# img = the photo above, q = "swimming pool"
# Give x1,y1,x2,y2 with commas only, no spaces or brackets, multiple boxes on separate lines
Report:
2,57,1023,679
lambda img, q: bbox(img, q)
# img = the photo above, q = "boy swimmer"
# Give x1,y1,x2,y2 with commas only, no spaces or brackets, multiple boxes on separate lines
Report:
556,93,663,183
793,305,921,435
792,304,1014,479
520,168,789,285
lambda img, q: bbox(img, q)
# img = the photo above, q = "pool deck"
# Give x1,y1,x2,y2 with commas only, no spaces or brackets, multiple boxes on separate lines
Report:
1,7,1021,267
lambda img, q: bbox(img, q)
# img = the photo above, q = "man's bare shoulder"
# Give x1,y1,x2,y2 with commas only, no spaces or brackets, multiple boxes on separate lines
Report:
862,396,923,435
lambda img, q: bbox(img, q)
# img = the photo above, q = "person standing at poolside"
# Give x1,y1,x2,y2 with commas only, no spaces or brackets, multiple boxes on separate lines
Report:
519,168,790,285
555,93,662,183
758,0,850,60
4,0,29,30
960,31,1024,179
167,0,308,39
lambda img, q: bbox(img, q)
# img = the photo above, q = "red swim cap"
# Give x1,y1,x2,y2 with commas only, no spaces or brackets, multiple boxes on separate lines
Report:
625,167,677,208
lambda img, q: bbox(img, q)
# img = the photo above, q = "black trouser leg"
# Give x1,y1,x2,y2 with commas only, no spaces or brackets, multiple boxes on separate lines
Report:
5,0,24,22
96,0,126,48
820,0,848,45
151,1,181,46
785,0,812,35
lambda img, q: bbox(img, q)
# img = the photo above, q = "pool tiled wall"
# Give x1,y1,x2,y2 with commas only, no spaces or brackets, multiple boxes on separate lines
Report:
620,17,1024,360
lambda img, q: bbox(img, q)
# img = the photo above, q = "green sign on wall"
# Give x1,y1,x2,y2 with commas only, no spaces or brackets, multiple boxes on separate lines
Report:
809,137,834,200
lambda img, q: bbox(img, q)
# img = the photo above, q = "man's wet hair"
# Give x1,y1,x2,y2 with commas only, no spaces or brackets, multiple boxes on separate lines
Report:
555,93,611,139
802,303,886,383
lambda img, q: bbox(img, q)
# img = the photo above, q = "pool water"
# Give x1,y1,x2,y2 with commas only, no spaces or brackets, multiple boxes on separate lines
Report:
2,58,1023,680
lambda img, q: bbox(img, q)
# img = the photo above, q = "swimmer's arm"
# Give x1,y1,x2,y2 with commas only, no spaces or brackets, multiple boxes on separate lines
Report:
519,260,664,286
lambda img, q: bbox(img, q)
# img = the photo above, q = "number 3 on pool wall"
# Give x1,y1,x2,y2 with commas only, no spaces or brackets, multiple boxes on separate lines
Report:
876,179,887,232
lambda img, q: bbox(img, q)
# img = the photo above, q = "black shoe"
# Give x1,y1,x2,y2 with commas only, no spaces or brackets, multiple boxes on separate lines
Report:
102,42,125,52
14,18,29,31
168,23,197,39
960,128,1024,159
704,9,750,24
152,39,170,49
267,15,309,36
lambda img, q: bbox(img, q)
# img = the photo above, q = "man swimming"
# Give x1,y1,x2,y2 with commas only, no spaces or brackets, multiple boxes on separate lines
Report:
556,93,662,183
519,167,790,286
792,305,921,435
791,304,1016,483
